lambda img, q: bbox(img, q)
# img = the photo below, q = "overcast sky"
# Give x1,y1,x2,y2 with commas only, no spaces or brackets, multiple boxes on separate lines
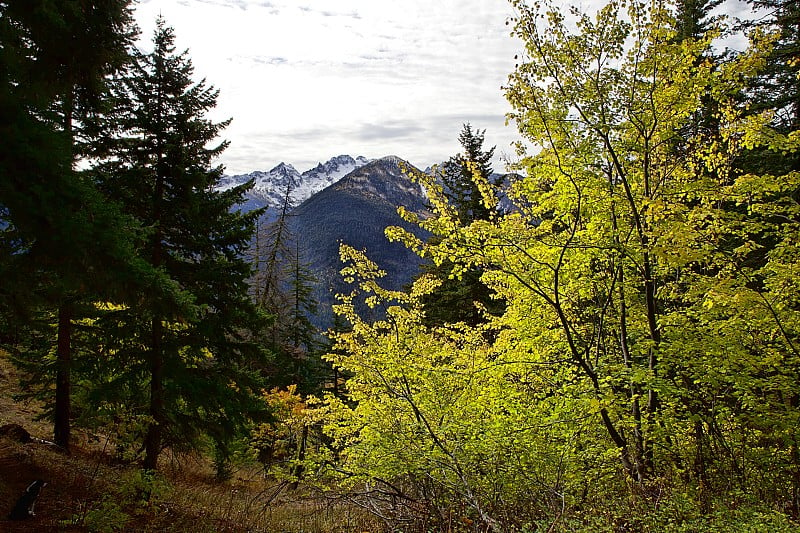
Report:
132,0,758,176
133,0,525,175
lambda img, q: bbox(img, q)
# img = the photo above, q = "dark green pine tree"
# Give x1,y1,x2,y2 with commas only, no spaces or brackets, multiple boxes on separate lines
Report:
252,185,324,394
99,18,268,470
285,241,322,393
0,0,164,451
674,0,723,43
738,1,800,516
728,0,800,274
420,124,504,327
671,0,726,157
743,0,799,173
438,123,496,224
256,180,294,345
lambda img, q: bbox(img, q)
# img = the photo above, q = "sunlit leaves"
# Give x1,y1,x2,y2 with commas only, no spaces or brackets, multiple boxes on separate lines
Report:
317,0,800,527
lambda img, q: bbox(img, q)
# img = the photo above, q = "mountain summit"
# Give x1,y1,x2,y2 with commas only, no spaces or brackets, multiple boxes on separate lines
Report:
285,155,429,327
218,155,371,212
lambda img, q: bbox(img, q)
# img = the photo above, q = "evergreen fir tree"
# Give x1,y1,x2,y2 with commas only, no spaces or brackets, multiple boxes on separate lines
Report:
438,123,496,224
420,124,504,327
670,0,729,164
743,0,800,173
252,183,324,394
285,241,323,393
0,0,161,451
674,0,723,43
256,181,294,344
99,18,268,470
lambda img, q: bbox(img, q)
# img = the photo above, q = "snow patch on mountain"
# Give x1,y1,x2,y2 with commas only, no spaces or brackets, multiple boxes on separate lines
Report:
290,155,370,206
219,155,371,211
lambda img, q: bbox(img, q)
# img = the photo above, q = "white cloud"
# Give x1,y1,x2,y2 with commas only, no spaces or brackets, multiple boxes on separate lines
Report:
133,0,524,174
133,0,762,175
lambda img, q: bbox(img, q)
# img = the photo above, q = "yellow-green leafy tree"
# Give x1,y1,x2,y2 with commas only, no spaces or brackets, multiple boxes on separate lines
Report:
319,0,800,529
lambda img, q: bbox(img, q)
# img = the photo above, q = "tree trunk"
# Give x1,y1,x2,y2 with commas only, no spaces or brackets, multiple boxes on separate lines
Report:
143,317,164,471
289,424,309,490
144,131,166,471
54,302,72,450
54,90,76,452
694,419,710,513
791,394,800,520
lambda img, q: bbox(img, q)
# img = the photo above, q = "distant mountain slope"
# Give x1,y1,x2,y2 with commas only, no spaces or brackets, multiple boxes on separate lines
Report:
285,156,429,328
218,155,370,212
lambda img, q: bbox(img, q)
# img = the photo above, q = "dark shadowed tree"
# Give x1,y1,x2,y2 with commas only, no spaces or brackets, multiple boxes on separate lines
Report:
99,18,268,470
0,0,166,451
743,0,800,173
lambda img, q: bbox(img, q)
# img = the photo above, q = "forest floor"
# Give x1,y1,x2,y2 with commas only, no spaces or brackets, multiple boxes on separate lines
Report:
0,355,379,532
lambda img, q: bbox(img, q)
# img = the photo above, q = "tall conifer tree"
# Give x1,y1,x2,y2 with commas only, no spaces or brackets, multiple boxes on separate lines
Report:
420,124,503,327
439,124,496,224
744,0,800,172
100,18,267,470
0,0,155,450
252,185,323,393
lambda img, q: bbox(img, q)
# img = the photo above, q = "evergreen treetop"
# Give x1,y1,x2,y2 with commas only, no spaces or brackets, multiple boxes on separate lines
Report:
439,123,496,224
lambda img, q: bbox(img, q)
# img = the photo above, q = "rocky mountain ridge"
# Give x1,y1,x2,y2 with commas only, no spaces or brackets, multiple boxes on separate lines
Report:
216,155,371,212
221,153,516,329
283,155,430,328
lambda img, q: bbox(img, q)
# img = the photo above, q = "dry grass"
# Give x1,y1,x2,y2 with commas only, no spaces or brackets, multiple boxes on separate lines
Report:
0,353,382,532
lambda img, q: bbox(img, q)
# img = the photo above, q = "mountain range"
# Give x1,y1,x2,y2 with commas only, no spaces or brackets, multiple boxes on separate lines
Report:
285,156,429,327
220,155,430,329
217,155,372,213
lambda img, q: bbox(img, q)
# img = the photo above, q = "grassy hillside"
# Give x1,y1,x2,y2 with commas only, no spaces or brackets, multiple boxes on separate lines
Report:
0,354,377,532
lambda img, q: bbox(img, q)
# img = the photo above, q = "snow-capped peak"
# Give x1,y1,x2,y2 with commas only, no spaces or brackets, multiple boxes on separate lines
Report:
290,155,371,205
270,162,299,176
218,155,371,211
